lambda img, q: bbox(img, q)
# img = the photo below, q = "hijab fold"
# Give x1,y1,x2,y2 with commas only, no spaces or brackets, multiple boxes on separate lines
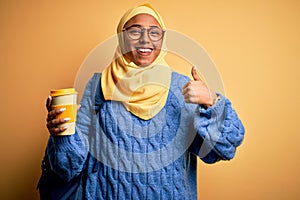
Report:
101,3,172,120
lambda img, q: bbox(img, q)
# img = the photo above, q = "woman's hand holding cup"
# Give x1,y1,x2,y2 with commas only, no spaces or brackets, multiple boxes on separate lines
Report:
46,88,78,136
46,96,70,136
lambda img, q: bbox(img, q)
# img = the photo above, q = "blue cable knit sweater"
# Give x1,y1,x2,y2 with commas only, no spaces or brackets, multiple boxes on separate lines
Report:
46,72,244,199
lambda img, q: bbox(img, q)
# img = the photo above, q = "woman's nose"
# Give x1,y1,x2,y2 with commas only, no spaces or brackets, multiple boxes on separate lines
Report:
139,31,151,43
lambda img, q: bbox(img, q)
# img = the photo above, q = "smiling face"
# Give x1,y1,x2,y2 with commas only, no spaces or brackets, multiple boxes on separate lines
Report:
123,14,163,67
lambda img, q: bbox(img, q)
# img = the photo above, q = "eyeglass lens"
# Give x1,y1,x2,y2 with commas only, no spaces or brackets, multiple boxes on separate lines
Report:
125,27,163,41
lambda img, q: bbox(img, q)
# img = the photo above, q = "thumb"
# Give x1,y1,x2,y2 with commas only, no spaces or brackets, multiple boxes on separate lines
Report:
46,96,52,112
191,66,201,81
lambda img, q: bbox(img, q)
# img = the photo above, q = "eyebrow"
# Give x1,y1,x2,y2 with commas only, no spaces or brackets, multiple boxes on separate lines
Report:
125,24,160,29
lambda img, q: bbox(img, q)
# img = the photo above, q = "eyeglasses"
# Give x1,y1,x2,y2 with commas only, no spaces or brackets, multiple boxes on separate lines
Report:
123,26,165,42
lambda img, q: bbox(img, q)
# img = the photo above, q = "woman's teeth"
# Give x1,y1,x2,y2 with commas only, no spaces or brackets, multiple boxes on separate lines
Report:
137,48,152,53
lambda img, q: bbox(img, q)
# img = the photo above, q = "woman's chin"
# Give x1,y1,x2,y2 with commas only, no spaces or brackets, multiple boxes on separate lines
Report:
133,59,153,67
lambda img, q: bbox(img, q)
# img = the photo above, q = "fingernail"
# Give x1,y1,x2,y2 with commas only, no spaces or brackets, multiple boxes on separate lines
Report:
64,117,71,122
193,66,197,70
59,108,66,112
63,125,69,129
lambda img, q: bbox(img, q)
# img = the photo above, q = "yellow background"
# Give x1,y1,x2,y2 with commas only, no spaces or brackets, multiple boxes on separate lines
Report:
1,0,299,199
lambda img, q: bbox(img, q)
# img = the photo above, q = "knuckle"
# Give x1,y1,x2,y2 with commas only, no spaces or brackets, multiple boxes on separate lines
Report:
49,110,56,116
186,86,192,92
52,127,61,134
52,119,59,125
47,121,53,128
53,128,60,133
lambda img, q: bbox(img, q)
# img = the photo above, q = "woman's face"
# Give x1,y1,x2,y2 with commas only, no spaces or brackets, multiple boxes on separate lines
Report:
123,14,163,67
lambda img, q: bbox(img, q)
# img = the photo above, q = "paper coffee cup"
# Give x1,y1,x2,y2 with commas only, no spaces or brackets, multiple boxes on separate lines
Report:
50,88,77,136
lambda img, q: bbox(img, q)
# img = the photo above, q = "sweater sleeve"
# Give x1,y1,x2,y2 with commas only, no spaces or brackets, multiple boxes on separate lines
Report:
46,74,98,181
190,94,245,164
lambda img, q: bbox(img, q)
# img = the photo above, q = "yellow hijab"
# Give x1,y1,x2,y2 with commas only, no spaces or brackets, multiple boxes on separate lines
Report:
101,3,172,120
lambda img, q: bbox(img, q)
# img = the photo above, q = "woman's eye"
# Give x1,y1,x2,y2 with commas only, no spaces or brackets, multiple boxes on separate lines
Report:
129,30,141,35
150,31,159,35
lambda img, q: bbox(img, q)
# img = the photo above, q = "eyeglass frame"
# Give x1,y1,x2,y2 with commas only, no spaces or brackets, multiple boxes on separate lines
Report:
122,26,166,42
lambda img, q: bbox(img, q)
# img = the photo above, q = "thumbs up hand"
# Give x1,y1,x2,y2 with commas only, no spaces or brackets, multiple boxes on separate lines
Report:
182,66,218,107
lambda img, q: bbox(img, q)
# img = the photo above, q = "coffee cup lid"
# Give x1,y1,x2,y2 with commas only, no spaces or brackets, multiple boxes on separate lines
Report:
50,88,77,97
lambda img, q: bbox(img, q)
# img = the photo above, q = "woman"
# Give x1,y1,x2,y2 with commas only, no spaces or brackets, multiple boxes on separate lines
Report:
40,4,244,200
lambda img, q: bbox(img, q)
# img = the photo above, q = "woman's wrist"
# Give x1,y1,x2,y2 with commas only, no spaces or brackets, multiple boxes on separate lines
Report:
203,92,220,108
